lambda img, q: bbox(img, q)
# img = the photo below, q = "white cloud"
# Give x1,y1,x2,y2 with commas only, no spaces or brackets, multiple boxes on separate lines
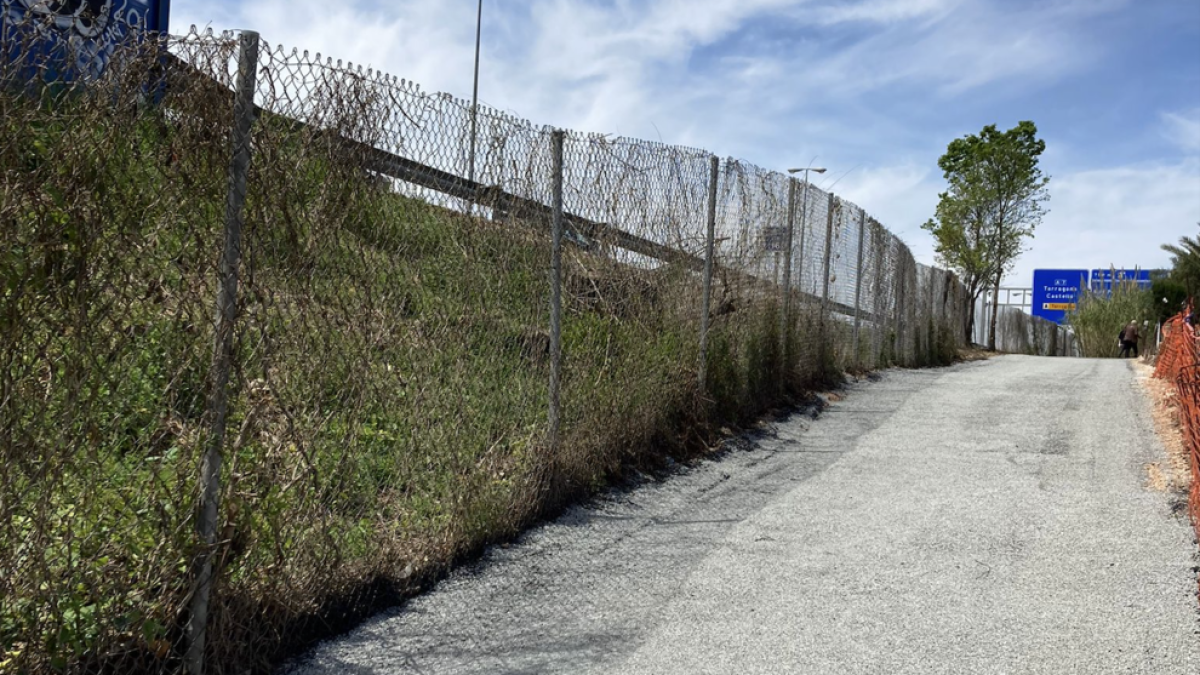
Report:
1162,109,1200,153
830,163,937,243
800,1,1103,98
164,0,1195,293
831,157,1200,289
1011,158,1200,285
811,0,956,26
168,1,1113,136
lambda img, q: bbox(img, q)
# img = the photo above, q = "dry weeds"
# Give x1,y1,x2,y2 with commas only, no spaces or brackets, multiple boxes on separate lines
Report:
1135,360,1192,494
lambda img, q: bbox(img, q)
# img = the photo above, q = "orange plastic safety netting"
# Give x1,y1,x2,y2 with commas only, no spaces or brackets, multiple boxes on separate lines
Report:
1153,308,1200,539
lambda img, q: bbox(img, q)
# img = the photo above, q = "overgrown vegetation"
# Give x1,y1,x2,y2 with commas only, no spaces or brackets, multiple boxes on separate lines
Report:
1068,280,1154,358
1067,223,1199,359
0,83,870,675
0,29,982,674
1160,225,1200,298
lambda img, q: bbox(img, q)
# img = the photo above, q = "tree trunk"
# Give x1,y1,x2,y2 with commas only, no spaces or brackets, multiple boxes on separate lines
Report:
965,294,976,344
964,278,981,344
987,276,1001,351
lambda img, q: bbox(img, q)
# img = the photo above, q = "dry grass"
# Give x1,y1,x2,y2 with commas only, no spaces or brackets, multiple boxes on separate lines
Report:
956,346,998,362
1136,360,1192,495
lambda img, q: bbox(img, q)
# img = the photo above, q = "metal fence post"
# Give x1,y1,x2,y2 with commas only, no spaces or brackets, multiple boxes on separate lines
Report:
780,177,798,367
820,194,836,363
548,130,564,451
187,29,259,675
851,209,866,370
820,195,836,310
796,181,809,300
699,155,719,392
870,222,883,368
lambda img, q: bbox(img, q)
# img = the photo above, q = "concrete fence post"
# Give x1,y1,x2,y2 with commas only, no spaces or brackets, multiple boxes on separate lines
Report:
548,130,565,451
187,29,259,675
699,155,719,392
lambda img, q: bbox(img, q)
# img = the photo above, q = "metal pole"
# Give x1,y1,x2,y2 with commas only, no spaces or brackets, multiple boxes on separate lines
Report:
780,177,797,364
820,194,836,365
699,155,719,392
548,130,564,451
187,29,259,675
869,222,882,369
820,194,836,311
795,179,810,297
851,209,866,370
467,0,483,209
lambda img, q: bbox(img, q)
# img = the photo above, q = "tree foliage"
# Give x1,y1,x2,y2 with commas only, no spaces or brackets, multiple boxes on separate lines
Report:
1150,276,1188,323
921,121,1049,347
1161,224,1200,297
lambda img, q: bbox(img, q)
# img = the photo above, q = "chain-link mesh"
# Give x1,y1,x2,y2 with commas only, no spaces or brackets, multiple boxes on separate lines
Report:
2,16,1073,674
1,18,239,674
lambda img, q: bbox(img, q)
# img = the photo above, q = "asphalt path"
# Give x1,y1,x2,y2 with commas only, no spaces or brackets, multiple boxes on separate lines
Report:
288,355,1200,674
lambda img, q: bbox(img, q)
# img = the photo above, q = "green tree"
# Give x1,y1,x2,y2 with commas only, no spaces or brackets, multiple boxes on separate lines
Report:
1161,224,1200,297
921,190,993,343
922,121,1050,349
1150,276,1188,323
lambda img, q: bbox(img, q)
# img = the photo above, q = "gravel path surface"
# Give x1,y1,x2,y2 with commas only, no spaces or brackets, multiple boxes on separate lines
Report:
287,355,1199,674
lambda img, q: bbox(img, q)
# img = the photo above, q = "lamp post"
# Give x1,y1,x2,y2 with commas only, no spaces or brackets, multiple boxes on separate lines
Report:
467,0,483,202
775,165,825,364
786,166,827,218
785,165,826,286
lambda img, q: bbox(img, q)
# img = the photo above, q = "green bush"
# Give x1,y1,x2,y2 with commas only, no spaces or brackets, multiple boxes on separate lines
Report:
1068,280,1153,357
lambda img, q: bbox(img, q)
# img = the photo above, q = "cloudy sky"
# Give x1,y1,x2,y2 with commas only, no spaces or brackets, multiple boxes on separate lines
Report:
168,0,1200,286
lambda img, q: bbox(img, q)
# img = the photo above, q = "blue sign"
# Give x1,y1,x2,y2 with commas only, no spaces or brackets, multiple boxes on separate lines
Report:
1090,268,1152,294
2,0,171,82
1032,269,1088,324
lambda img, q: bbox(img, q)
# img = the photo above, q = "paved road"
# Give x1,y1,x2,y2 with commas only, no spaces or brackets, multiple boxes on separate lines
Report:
288,356,1200,674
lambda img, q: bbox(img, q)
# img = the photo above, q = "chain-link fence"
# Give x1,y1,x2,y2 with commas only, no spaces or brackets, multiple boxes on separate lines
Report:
2,16,1064,675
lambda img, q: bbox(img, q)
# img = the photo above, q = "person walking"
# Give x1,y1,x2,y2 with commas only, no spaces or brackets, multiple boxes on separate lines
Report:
1119,320,1140,358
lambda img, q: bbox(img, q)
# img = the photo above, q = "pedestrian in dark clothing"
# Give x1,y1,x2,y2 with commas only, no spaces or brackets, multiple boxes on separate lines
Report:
1119,320,1140,358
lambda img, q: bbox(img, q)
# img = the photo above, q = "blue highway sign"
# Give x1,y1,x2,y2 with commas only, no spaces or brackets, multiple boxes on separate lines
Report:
1090,268,1152,294
1032,269,1088,324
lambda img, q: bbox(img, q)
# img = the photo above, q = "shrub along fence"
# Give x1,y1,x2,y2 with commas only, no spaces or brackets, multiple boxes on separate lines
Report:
1,20,1069,675
1153,309,1200,542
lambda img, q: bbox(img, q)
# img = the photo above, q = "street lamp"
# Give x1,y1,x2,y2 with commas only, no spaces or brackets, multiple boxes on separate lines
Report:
787,167,827,176
785,165,826,275
787,165,827,184
786,166,827,243
784,165,827,359
468,0,483,195
772,165,826,356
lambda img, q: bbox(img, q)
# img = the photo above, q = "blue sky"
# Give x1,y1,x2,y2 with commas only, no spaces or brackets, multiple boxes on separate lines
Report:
170,0,1200,286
